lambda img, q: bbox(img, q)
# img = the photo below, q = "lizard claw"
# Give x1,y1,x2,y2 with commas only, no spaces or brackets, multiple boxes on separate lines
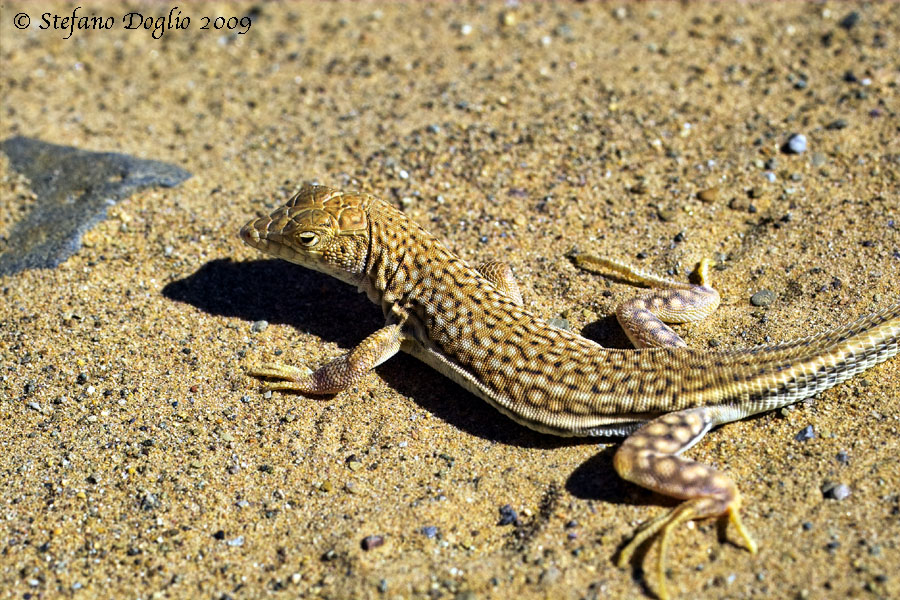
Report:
248,362,313,383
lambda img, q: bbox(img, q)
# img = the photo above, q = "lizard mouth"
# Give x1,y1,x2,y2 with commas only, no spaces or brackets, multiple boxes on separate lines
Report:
239,222,261,246
239,216,279,253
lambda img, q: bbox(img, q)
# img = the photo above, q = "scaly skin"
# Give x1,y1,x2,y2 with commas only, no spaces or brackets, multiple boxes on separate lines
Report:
240,184,900,600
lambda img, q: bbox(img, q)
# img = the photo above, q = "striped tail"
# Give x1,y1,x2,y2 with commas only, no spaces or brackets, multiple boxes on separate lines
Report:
739,302,900,411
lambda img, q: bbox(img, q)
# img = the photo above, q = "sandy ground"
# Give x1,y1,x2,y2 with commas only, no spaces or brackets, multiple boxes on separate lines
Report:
1,2,898,599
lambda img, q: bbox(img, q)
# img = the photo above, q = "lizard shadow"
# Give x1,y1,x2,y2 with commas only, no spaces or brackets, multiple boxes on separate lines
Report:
162,258,383,350
163,259,585,452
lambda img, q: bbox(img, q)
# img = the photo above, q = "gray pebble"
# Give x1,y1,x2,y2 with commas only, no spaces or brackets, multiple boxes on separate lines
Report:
540,566,562,584
421,525,438,538
750,290,775,307
786,134,807,154
822,482,851,501
795,425,815,442
250,320,268,333
497,504,519,526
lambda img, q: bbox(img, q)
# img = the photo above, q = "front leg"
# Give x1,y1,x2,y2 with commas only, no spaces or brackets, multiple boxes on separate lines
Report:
249,324,405,394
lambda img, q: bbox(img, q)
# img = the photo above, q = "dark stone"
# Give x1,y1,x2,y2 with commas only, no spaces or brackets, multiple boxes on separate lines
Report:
361,535,385,551
795,425,815,442
0,136,191,276
497,504,519,526
838,11,860,30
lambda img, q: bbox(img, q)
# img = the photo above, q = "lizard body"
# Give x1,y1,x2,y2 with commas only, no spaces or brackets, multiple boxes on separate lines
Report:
240,184,899,599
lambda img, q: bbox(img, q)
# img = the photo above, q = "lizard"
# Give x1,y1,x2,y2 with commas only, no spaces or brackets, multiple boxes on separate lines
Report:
239,184,899,599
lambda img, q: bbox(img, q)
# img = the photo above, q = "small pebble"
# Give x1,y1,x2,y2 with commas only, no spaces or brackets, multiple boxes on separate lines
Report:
629,181,648,195
656,206,677,222
822,482,851,501
750,290,775,307
838,11,860,30
497,504,519,526
698,187,720,203
540,566,561,584
227,536,244,547
250,320,268,333
785,133,807,154
795,425,815,442
361,535,385,551
421,526,438,538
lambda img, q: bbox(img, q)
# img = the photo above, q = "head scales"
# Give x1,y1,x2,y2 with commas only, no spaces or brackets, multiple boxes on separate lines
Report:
240,184,372,285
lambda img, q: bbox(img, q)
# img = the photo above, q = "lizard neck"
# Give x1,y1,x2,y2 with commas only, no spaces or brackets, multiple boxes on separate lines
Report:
362,200,437,316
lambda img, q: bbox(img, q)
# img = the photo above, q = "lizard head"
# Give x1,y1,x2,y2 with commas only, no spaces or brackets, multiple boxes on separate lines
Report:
240,184,371,285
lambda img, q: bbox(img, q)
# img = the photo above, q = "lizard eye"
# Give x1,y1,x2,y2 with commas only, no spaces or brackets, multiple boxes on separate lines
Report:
297,231,319,247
